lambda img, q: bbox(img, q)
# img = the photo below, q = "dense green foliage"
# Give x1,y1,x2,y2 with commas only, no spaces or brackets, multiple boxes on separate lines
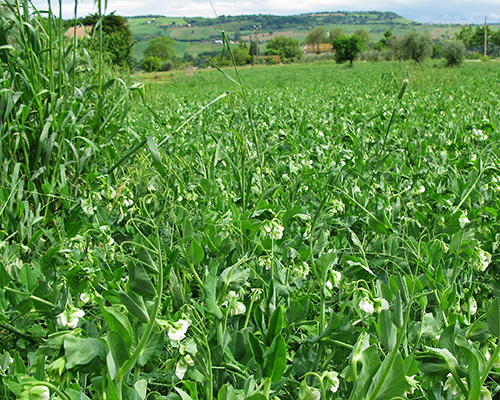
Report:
2,3,500,400
80,12,133,69
331,34,364,66
441,40,466,66
265,35,301,60
144,36,176,60
401,31,433,62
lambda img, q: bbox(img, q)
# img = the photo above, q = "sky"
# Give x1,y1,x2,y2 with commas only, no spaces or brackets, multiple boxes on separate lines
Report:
31,0,500,25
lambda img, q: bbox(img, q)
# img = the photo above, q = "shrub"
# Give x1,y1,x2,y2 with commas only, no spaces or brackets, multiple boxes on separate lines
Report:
441,40,466,66
142,56,162,72
360,50,380,62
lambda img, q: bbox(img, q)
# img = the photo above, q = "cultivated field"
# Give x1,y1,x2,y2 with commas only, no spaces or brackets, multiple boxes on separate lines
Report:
2,13,500,397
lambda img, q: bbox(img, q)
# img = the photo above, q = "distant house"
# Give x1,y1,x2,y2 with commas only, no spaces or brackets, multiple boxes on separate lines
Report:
65,25,93,40
302,43,333,55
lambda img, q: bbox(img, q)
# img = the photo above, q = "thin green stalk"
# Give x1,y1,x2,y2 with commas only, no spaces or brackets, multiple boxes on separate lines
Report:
116,224,164,396
480,339,500,387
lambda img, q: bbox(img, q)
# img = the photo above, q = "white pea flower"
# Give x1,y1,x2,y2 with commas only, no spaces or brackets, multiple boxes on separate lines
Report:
168,319,190,341
29,386,50,400
476,249,492,272
175,358,188,380
57,307,85,329
374,298,390,312
358,298,375,315
222,291,247,317
81,198,96,215
324,371,340,393
80,292,91,303
459,213,470,228
262,219,285,240
469,297,477,315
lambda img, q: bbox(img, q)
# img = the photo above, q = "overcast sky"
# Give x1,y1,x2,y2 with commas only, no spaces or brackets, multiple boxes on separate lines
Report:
31,0,500,24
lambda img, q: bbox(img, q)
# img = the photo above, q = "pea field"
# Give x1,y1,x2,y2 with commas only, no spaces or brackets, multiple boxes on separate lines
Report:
2,3,500,399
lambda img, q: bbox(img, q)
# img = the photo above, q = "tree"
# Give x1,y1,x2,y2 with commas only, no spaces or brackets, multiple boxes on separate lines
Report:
329,27,344,40
456,26,489,54
265,35,301,60
80,12,133,69
306,27,326,54
144,37,175,61
249,41,258,57
441,40,466,66
353,28,370,49
387,35,403,62
401,32,432,63
142,56,162,72
331,35,364,67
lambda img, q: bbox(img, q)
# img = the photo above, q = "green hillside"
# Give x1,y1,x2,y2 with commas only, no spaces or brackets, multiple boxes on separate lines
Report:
128,11,499,60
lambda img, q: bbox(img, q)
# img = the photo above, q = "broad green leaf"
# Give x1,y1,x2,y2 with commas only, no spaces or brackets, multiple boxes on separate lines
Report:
218,383,237,400
421,313,439,341
263,335,286,382
134,380,148,400
455,336,481,400
64,335,106,369
187,238,205,265
249,332,264,366
138,331,164,366
138,246,158,274
378,310,396,352
366,351,406,400
266,306,283,346
118,290,150,324
106,331,130,380
487,298,500,337
102,306,134,351
129,261,156,299
349,343,381,400
292,345,316,377
203,266,223,319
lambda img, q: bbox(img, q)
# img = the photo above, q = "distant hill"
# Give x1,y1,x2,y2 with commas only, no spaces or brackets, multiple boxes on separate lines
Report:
127,11,497,60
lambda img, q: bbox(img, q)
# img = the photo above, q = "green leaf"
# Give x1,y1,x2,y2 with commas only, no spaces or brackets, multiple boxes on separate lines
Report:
249,332,264,366
106,331,130,380
266,306,283,346
487,298,500,337
129,261,156,299
349,342,381,400
218,383,237,400
455,336,481,400
146,136,165,177
102,306,134,351
64,335,107,369
118,290,150,324
138,246,158,274
366,351,406,400
263,335,286,382
174,387,193,400
134,380,148,400
378,310,396,352
138,331,164,366
203,266,223,319
187,238,205,265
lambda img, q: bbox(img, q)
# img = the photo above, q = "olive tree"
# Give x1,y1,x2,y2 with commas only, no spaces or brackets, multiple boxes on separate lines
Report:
401,32,432,63
441,40,466,66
